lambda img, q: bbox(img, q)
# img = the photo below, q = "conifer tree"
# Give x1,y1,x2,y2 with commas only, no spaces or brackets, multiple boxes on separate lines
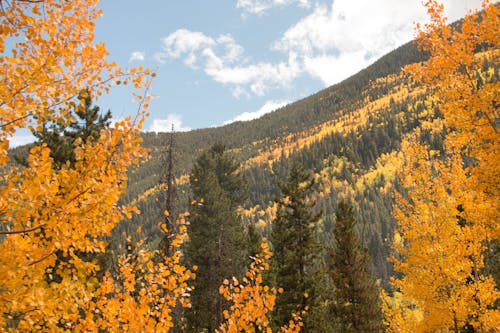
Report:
32,89,114,283
34,89,112,167
185,143,248,332
158,124,177,254
247,222,263,258
328,200,382,333
271,162,323,332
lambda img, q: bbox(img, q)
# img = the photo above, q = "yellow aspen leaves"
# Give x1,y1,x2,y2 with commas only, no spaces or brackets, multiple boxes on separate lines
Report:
217,242,277,333
216,241,304,333
0,0,156,331
384,1,500,332
75,214,194,332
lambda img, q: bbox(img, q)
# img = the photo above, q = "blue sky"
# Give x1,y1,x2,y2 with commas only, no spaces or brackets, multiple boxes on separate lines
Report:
10,0,482,146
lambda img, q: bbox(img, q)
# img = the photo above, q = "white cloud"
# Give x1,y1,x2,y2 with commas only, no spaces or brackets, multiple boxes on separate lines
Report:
157,29,302,97
148,114,191,133
237,0,310,15
153,52,166,64
274,0,483,85
303,53,367,86
129,51,145,62
230,86,249,99
9,134,35,148
158,1,483,96
224,100,289,124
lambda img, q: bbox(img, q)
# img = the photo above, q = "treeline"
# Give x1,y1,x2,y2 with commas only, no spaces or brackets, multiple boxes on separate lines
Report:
118,85,441,283
121,39,428,206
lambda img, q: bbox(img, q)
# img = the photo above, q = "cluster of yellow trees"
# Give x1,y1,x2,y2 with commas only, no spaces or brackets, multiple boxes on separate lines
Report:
382,1,499,332
0,0,498,332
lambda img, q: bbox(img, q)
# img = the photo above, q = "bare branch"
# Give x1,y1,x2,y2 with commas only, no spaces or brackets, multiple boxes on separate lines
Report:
28,250,54,266
0,223,46,235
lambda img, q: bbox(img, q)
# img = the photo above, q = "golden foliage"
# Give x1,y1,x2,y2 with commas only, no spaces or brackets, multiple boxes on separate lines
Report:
388,139,499,332
384,1,500,332
242,73,422,170
0,0,150,163
75,215,194,332
217,242,304,333
0,0,170,331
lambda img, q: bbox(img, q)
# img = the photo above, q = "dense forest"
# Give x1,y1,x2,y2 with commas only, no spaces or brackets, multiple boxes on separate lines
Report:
117,39,437,283
1,0,498,332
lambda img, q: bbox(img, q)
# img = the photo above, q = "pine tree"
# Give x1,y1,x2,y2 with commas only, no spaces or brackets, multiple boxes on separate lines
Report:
34,89,112,167
328,200,382,332
247,222,263,258
31,89,115,284
185,143,248,332
271,162,323,332
158,124,177,254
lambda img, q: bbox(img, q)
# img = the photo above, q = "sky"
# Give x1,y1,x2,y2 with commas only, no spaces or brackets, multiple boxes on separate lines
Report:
10,0,483,146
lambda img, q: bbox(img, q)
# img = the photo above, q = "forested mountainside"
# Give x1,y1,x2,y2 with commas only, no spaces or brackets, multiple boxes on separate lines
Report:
8,36,497,285
3,1,498,330
116,40,438,282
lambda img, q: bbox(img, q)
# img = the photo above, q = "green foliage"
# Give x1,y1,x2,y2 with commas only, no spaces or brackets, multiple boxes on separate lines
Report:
247,222,263,259
271,162,325,331
30,90,117,286
34,89,111,167
9,38,441,289
184,143,249,332
327,201,382,332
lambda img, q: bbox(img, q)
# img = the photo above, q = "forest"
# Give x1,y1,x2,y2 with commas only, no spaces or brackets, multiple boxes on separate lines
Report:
1,0,498,332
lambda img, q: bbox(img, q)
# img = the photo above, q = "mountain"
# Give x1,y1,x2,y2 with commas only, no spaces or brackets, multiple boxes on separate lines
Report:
8,38,469,282
114,39,444,283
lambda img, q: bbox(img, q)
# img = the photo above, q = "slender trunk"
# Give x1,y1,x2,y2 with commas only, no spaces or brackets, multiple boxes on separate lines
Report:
163,124,176,253
216,221,224,329
453,311,459,333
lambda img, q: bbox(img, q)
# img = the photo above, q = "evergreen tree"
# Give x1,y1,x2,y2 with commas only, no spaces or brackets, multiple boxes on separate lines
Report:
328,200,382,332
158,124,177,255
34,89,111,167
271,162,324,332
247,222,262,259
185,143,248,332
33,89,114,283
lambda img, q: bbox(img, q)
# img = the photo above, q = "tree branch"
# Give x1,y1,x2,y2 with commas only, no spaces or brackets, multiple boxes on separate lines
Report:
0,223,45,235
28,250,54,266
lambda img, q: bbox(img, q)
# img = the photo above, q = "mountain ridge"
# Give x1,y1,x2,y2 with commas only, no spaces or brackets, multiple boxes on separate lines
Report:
115,38,442,284
5,38,438,283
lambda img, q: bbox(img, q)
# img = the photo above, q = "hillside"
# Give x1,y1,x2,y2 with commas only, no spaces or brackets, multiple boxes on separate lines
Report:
116,40,436,282
8,37,495,284
3,1,498,330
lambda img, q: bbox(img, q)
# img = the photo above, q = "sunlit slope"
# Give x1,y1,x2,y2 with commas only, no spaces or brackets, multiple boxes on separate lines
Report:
121,40,449,282
126,40,427,204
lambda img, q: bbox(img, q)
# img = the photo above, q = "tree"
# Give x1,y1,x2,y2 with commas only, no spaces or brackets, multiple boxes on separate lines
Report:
185,143,248,332
271,162,324,331
31,89,115,284
327,200,382,332
385,138,500,332
158,124,178,254
75,214,195,332
33,89,112,167
383,1,500,331
0,0,152,330
217,241,305,333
